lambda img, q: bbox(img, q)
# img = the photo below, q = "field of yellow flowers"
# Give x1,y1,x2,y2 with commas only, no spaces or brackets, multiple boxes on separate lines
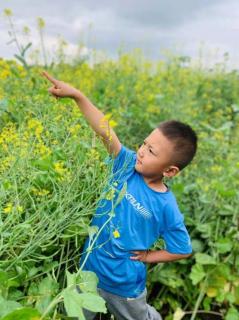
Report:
0,52,239,320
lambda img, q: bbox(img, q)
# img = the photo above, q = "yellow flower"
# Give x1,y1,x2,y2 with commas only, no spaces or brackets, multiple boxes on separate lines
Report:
206,287,217,298
87,148,100,161
54,115,62,122
35,142,52,157
118,85,124,92
27,118,44,139
54,161,67,175
38,189,50,196
4,8,13,16
3,202,13,213
113,181,118,187
105,188,115,201
37,17,45,29
99,113,117,141
146,105,160,114
0,69,10,79
31,187,50,196
211,165,222,173
203,185,210,192
68,124,82,135
100,113,118,127
113,230,120,238
109,119,117,128
17,205,24,213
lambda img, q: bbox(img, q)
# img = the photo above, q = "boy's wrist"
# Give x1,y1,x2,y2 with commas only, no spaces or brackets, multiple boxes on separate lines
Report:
73,90,84,101
145,250,150,263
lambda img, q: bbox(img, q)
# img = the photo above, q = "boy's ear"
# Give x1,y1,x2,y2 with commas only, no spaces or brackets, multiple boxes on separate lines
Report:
163,166,180,178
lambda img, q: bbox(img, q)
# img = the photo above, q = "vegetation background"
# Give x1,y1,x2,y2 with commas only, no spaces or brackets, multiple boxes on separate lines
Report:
0,9,238,320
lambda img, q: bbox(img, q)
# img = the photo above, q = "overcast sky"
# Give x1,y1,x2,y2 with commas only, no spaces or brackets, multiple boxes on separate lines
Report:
0,0,239,68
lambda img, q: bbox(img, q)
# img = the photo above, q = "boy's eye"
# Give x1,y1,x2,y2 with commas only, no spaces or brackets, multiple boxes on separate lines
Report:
142,142,154,154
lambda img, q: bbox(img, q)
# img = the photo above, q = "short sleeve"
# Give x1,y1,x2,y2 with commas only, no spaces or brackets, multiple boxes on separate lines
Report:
104,144,136,183
162,202,192,254
162,219,192,254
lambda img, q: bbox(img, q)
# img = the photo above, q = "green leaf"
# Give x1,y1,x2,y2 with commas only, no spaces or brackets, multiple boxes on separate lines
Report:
215,238,233,253
88,225,99,241
62,288,107,318
219,204,235,216
191,239,204,252
13,54,28,69
202,296,211,311
22,42,32,57
0,296,22,317
216,263,231,279
224,292,236,304
152,265,184,288
0,270,8,297
35,275,59,313
62,289,85,319
7,289,24,301
1,307,41,320
77,271,99,293
66,270,77,288
171,183,184,197
173,307,185,320
235,285,239,305
0,99,9,114
114,181,127,207
225,307,239,320
189,263,206,285
42,261,59,273
30,157,53,171
78,292,107,313
195,253,216,265
27,267,41,278
195,223,212,238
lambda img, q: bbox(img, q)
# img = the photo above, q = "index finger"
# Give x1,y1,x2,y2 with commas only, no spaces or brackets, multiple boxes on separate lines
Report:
41,71,58,85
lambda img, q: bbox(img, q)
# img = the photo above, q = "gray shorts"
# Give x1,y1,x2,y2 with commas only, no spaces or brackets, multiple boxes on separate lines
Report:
77,286,162,320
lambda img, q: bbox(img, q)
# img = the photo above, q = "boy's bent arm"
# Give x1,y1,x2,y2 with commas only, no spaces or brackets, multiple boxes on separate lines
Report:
146,249,192,263
131,249,192,263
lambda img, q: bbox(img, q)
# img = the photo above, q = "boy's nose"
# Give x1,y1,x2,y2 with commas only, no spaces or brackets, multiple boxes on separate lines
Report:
138,149,144,158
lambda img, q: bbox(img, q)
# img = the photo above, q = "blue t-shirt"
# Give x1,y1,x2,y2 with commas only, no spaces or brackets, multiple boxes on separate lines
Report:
79,144,192,298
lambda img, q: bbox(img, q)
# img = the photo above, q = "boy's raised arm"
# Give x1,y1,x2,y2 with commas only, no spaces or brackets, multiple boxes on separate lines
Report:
41,71,121,157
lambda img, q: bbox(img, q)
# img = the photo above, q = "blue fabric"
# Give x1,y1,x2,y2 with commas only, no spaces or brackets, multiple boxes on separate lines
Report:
79,144,192,298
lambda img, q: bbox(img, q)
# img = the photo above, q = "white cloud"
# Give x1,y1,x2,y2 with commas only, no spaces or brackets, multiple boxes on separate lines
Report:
0,0,239,68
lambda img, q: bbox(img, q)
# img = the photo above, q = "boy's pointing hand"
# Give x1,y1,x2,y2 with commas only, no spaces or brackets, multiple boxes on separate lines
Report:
41,71,81,99
130,250,149,263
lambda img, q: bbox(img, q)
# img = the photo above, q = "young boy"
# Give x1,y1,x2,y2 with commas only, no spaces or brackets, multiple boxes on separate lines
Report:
42,71,197,320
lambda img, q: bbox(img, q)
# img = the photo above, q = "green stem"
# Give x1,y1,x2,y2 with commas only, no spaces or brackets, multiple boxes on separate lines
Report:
77,212,114,273
185,310,222,317
190,276,208,320
7,16,22,54
39,28,47,67
40,294,63,320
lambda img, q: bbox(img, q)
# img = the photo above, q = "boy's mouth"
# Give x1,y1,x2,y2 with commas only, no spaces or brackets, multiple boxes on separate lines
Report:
137,158,142,164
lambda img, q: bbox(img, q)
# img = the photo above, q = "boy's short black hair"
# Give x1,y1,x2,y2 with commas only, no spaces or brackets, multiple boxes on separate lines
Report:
157,120,198,171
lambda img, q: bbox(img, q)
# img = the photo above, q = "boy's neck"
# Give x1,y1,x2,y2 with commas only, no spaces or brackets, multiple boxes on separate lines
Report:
142,175,168,192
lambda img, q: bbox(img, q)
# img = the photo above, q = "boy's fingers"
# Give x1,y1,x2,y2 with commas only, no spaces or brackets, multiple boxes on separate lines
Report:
42,71,58,85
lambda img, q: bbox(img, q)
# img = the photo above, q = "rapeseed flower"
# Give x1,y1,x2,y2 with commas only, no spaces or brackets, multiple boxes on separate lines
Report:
3,202,13,213
113,230,120,238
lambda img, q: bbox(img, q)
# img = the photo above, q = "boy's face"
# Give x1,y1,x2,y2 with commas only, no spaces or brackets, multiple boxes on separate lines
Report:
135,128,179,179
